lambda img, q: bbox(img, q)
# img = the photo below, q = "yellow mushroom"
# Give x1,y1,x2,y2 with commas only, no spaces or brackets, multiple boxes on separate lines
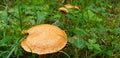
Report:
59,7,68,14
21,24,67,55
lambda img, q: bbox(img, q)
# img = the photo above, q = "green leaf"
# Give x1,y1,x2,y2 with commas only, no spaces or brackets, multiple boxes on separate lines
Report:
37,12,48,24
105,50,113,56
88,39,96,44
0,11,8,20
52,20,63,26
0,36,13,46
87,10,95,18
73,28,88,38
68,37,86,49
83,10,102,22
93,44,101,51
86,42,94,50
87,39,101,51
40,5,49,11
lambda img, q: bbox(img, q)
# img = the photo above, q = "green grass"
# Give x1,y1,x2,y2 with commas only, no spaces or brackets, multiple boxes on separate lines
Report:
0,0,120,58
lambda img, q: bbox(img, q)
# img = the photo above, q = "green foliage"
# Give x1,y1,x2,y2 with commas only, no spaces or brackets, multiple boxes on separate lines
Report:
0,0,120,58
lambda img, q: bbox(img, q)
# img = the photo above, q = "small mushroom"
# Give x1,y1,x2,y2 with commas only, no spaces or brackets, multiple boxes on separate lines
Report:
21,24,67,56
64,4,80,10
58,7,68,14
64,4,74,9
74,6,80,10
58,4,80,14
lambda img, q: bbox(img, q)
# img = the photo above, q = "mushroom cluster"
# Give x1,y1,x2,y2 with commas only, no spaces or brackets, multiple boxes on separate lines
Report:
59,4,80,14
21,24,67,55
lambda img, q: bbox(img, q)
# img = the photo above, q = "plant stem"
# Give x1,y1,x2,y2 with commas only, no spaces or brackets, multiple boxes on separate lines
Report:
59,51,70,58
75,48,79,58
17,0,22,31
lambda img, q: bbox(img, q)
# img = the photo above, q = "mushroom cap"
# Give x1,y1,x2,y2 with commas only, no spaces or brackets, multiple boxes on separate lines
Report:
64,4,74,9
21,24,67,55
74,6,80,10
59,7,68,14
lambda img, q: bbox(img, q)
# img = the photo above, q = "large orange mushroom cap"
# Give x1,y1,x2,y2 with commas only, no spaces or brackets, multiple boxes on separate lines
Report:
21,24,67,55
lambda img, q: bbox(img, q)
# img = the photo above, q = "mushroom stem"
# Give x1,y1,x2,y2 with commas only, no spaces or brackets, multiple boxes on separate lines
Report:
38,55,46,58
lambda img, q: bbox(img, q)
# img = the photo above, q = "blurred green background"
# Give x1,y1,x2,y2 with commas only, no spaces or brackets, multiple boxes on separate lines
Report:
0,0,120,58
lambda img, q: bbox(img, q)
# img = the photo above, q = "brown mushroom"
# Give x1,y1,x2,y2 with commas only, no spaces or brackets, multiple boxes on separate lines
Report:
64,4,80,10
21,24,67,56
58,7,68,14
74,6,80,10
64,4,74,9
58,4,80,14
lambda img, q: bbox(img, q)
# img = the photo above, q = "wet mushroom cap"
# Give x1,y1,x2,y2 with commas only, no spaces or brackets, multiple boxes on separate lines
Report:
21,24,67,55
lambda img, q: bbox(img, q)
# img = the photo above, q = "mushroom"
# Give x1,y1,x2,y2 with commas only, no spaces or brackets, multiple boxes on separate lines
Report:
21,24,67,57
64,4,74,9
74,6,80,10
64,4,80,10
59,4,80,14
58,7,68,14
